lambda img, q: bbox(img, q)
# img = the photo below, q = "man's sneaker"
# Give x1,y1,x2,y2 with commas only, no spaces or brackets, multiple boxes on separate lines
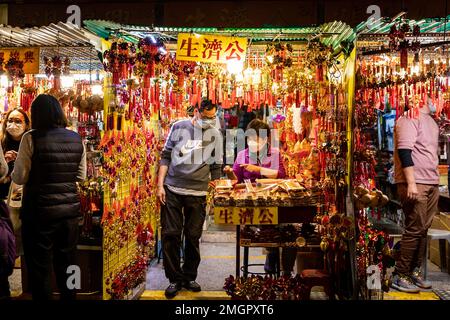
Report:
411,268,432,289
391,273,420,293
165,282,181,299
183,281,202,292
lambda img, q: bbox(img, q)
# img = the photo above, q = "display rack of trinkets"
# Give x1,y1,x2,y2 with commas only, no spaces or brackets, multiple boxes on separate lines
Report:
350,20,450,299
66,82,106,246
99,38,164,300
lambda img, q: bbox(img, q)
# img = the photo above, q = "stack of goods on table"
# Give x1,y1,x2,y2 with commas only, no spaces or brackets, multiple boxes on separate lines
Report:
213,178,323,207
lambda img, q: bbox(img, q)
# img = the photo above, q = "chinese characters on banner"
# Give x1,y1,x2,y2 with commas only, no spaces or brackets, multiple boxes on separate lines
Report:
176,33,247,64
214,206,278,225
0,47,40,74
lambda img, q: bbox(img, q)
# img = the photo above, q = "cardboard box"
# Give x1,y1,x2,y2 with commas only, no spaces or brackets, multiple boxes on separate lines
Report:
429,213,450,274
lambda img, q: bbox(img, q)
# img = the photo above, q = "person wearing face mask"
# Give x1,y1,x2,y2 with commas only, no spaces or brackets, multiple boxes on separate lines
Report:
223,119,296,276
223,119,285,183
157,99,223,298
391,97,440,293
0,109,31,200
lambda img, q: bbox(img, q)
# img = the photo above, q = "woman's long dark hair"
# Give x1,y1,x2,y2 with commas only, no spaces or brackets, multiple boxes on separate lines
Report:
1,108,31,150
30,94,68,130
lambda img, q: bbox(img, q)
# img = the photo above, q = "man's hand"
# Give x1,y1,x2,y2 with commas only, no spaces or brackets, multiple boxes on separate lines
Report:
157,185,166,205
5,151,17,163
240,164,261,173
407,182,419,200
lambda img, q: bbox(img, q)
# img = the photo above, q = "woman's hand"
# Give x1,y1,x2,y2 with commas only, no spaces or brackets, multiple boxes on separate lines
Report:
5,151,17,163
240,164,261,173
223,165,237,180
223,165,234,175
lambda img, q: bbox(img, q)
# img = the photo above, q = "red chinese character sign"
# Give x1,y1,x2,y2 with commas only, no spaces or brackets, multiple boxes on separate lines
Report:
176,33,247,64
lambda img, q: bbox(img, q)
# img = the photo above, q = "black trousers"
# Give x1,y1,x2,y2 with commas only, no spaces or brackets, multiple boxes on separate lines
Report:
266,247,298,273
22,217,79,300
161,186,207,283
0,275,10,299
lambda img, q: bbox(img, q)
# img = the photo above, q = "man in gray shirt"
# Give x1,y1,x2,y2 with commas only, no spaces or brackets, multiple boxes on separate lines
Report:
157,99,223,298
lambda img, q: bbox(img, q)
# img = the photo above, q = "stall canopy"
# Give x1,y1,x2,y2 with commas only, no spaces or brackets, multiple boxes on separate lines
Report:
0,22,104,72
356,15,450,40
84,19,356,55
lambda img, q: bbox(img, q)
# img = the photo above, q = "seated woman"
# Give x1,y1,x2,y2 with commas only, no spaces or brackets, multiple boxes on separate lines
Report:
223,119,297,276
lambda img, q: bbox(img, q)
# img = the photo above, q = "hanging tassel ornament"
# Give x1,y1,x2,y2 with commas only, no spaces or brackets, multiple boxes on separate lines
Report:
400,47,408,70
316,64,324,82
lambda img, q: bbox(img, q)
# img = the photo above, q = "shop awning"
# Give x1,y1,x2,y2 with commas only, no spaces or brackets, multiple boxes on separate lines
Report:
0,22,104,72
356,15,450,40
83,19,356,55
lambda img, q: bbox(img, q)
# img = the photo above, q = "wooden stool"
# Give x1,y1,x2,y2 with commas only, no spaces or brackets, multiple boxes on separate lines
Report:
300,269,335,300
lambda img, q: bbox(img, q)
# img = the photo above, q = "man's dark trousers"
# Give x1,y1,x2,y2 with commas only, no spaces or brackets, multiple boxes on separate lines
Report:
161,186,207,283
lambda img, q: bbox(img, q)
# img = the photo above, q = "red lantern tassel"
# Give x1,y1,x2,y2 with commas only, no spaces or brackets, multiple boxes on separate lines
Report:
155,84,160,113
231,89,236,105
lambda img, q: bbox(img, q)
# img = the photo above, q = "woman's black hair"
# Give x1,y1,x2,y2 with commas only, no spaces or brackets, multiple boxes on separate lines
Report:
30,94,68,130
246,118,270,139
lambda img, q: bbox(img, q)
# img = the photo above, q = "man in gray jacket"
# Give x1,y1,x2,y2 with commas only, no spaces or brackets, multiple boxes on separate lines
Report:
157,99,223,298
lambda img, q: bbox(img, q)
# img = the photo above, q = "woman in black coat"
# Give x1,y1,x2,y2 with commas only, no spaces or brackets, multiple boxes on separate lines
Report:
12,94,86,300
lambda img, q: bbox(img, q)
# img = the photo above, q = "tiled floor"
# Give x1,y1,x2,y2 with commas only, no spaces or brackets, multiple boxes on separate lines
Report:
8,241,450,300
146,240,450,300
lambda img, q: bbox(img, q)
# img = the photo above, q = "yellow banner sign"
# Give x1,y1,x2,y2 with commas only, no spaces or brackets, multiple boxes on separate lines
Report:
214,206,278,225
0,47,40,74
176,33,247,64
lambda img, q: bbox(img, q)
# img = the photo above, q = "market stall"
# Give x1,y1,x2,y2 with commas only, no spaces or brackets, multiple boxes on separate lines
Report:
0,22,161,300
0,22,110,297
85,20,358,300
352,15,450,299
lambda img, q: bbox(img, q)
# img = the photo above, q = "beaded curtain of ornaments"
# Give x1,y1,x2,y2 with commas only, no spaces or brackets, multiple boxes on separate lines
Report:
101,37,165,299
274,39,349,215
353,20,450,299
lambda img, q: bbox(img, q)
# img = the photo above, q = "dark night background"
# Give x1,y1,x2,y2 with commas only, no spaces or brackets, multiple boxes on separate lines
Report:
0,0,448,28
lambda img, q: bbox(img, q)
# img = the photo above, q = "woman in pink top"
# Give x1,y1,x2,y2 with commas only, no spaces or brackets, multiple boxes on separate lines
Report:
223,119,296,276
223,119,286,183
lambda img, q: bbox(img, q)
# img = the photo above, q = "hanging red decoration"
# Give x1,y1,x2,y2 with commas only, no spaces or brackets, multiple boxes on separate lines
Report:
135,37,166,89
43,56,71,91
103,41,136,85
